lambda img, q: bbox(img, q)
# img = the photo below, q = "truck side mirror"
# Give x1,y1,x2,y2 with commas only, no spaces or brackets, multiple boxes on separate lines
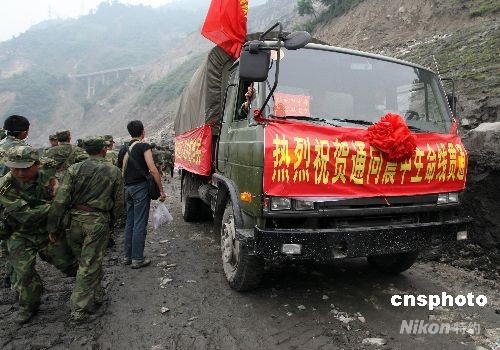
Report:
239,41,270,82
283,31,311,50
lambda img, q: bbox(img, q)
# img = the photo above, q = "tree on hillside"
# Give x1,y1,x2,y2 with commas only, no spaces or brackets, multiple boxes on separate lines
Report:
297,0,315,17
297,0,358,17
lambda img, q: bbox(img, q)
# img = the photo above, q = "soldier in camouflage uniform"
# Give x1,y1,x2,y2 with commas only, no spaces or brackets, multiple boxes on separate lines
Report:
43,130,88,180
41,134,59,159
0,146,77,324
164,146,174,178
49,134,58,147
103,135,118,166
47,136,124,322
0,115,30,176
151,143,165,178
0,115,30,289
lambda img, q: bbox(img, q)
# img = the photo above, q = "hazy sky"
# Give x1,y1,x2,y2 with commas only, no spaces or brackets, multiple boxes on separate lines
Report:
0,1,181,42
0,0,266,42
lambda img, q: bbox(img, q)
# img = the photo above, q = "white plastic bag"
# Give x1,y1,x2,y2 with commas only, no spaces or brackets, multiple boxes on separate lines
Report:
153,202,173,229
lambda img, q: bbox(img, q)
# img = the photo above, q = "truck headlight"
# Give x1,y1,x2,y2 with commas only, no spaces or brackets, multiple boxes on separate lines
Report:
270,197,292,211
437,193,448,204
448,192,459,203
294,199,315,210
437,192,460,204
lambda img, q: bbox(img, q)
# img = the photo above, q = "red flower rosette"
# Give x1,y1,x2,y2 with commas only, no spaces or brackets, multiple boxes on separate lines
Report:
366,113,416,162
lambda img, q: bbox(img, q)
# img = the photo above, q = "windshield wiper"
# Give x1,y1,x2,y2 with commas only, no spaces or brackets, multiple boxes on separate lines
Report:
330,118,427,132
274,115,340,127
328,118,374,126
406,125,426,132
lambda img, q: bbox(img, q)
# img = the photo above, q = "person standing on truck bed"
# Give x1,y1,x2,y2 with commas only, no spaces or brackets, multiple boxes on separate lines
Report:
117,120,166,269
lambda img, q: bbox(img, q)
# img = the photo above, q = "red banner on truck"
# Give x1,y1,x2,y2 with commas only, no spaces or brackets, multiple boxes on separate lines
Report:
175,124,212,176
263,121,467,198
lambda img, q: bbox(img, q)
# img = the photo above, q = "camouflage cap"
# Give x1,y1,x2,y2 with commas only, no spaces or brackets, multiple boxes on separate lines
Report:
49,134,58,141
103,134,115,143
5,146,39,168
83,136,110,148
56,130,70,141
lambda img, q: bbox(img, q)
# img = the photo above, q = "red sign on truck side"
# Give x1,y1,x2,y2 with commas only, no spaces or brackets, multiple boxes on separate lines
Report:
175,124,212,176
263,121,467,198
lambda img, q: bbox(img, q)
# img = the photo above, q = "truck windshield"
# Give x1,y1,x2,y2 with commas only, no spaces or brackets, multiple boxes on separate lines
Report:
264,47,452,133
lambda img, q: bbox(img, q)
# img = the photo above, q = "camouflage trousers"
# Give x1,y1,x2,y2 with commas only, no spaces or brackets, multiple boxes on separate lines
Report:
67,212,110,314
7,233,77,311
0,240,13,281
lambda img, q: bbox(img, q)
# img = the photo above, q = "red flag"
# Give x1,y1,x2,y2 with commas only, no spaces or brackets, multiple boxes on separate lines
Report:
201,0,248,60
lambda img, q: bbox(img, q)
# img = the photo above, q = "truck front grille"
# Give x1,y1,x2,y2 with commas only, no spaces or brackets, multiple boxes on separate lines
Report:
318,194,438,210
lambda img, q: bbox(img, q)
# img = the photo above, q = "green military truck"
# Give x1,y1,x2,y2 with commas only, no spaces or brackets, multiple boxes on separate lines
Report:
174,24,470,291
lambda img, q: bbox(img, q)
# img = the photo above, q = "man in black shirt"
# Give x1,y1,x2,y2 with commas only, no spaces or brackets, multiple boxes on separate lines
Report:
118,120,165,269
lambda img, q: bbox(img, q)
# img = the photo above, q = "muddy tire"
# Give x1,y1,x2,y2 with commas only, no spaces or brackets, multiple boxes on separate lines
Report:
367,251,418,274
221,201,263,291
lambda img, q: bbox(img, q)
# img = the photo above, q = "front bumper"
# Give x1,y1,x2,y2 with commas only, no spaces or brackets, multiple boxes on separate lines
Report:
236,218,471,261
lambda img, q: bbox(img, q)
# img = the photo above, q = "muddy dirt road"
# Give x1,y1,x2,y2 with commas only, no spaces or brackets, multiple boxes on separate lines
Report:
1,177,499,349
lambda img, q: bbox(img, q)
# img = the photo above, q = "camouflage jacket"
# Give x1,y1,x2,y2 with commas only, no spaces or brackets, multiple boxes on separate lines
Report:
0,170,55,239
0,136,27,176
42,145,57,158
43,142,88,177
47,156,124,233
164,150,173,167
152,149,163,168
105,150,118,166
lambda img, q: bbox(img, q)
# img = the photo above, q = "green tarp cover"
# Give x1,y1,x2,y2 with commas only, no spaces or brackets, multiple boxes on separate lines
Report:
174,46,234,136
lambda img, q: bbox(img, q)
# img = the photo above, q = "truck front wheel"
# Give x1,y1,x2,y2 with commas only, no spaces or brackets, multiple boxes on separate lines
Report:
221,201,263,291
367,251,418,274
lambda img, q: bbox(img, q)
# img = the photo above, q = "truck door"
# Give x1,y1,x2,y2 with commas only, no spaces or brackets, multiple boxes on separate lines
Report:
218,66,239,174
220,69,265,219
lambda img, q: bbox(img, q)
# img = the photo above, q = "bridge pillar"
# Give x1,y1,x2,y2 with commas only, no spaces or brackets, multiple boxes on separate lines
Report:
87,77,95,98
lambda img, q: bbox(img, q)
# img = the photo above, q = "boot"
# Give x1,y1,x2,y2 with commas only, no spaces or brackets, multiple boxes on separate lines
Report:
13,308,37,324
131,258,151,269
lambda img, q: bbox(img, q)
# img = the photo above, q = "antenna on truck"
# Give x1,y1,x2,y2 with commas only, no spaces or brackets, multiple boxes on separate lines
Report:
433,55,457,118
256,22,284,121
